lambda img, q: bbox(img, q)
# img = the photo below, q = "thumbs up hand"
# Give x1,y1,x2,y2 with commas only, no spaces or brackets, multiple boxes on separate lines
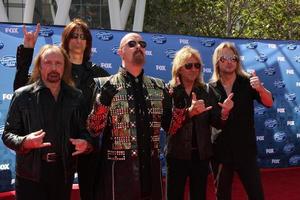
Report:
250,71,264,92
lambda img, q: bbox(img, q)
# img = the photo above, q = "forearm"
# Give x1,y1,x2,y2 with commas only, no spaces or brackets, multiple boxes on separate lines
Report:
258,87,273,107
14,45,34,90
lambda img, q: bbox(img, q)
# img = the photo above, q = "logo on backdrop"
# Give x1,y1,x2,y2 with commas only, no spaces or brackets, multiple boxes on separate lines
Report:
0,41,4,49
246,42,258,49
200,39,215,47
39,27,54,37
96,31,113,41
256,53,268,62
152,35,167,44
0,56,16,68
164,48,176,59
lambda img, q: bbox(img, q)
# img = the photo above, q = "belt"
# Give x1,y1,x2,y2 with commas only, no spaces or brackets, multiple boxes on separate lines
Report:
41,152,59,162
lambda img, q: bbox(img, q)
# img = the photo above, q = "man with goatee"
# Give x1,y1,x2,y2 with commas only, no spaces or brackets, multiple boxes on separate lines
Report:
87,33,173,200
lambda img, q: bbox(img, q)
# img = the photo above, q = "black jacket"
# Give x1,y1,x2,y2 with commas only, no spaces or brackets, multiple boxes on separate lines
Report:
2,80,89,182
166,84,223,160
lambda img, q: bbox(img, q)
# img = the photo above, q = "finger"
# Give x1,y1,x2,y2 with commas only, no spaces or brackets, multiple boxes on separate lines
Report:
34,23,41,38
39,142,51,148
192,92,197,101
69,138,78,145
72,150,84,156
205,106,213,111
218,102,224,108
175,76,181,86
227,93,234,100
33,129,44,136
22,24,27,35
251,70,257,77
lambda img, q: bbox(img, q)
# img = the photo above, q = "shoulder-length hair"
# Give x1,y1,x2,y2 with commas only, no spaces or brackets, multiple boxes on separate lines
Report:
61,18,92,63
211,42,249,82
29,44,74,87
169,45,204,88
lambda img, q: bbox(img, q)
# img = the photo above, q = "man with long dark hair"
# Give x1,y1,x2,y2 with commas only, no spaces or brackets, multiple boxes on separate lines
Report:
2,45,90,200
13,19,109,200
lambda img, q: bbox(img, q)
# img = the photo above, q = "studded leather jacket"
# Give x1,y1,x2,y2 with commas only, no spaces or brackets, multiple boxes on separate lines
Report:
87,67,173,200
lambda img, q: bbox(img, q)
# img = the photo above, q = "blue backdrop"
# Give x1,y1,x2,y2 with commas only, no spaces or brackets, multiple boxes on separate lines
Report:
0,23,300,192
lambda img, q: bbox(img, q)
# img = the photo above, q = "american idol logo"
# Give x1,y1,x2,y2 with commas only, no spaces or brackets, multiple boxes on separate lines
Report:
289,155,300,165
0,41,4,49
254,106,266,115
201,39,215,47
295,56,300,63
273,80,285,88
285,93,296,101
0,55,16,68
246,42,258,49
152,35,167,44
112,46,119,55
294,106,300,113
287,43,297,50
283,143,295,154
273,131,287,142
96,31,113,41
256,53,268,62
39,27,54,37
264,67,276,76
264,118,277,129
164,49,177,59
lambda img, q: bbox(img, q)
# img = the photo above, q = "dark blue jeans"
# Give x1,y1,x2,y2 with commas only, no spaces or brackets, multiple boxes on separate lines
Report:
166,155,209,200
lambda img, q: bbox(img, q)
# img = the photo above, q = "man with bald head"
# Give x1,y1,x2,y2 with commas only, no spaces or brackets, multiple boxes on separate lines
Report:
87,33,172,200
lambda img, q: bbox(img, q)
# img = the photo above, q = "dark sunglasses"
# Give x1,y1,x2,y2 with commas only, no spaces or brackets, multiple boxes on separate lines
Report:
70,32,87,40
219,55,238,63
127,40,147,48
184,62,201,70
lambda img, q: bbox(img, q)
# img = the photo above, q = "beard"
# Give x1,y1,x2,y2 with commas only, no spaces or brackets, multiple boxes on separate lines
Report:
46,71,61,83
132,50,145,65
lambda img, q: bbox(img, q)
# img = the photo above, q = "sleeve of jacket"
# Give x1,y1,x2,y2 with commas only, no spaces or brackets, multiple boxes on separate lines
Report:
1,92,28,154
162,84,186,135
87,78,110,137
207,84,223,129
13,45,34,91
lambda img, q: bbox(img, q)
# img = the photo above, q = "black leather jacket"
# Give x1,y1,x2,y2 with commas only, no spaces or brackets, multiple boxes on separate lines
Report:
13,45,110,149
2,80,90,182
166,84,223,160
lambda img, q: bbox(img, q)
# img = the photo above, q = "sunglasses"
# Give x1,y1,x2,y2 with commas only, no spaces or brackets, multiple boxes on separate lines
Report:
219,55,238,63
127,40,147,48
184,62,201,70
70,32,87,40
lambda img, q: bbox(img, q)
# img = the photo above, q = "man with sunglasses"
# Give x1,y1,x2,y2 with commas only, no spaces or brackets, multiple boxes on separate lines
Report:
13,19,110,200
166,46,233,200
87,32,173,200
210,42,273,200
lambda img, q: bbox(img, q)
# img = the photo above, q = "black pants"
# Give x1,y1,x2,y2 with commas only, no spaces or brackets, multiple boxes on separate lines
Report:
212,156,264,200
77,151,101,200
15,161,73,200
166,156,209,200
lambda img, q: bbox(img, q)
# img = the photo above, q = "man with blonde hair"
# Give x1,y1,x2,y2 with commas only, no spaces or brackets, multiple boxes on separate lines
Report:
210,42,273,200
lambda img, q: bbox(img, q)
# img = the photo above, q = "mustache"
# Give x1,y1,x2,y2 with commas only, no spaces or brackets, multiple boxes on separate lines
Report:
134,49,144,56
48,71,60,76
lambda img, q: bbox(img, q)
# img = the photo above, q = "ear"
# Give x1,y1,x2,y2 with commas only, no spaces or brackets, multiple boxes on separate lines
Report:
117,48,123,56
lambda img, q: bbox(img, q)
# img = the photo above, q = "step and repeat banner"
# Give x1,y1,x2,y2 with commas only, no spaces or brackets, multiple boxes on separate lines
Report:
0,23,300,192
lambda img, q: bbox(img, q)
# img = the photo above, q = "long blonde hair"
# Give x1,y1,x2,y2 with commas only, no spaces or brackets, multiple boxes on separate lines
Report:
170,45,204,87
211,42,249,82
29,44,74,87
